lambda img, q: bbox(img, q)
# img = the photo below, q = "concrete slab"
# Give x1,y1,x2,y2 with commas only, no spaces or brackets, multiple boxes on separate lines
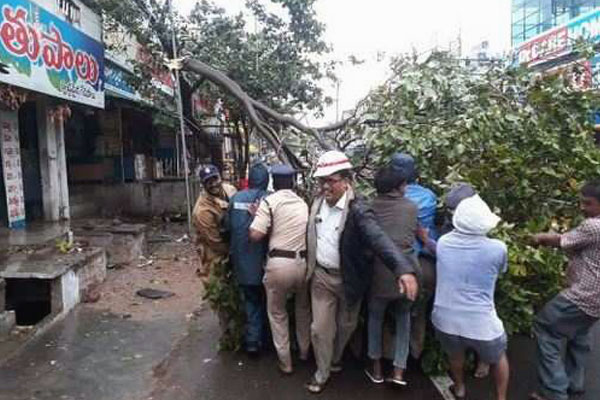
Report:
0,222,69,248
0,248,104,280
0,311,15,337
0,278,5,311
73,220,146,265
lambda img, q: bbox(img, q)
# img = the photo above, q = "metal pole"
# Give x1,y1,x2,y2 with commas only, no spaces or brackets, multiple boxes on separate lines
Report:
118,107,125,183
169,0,192,235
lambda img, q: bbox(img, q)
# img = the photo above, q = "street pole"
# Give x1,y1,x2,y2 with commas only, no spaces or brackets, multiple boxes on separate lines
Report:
169,0,193,235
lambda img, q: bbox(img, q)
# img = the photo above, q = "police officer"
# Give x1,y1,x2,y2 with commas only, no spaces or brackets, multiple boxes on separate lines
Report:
192,164,237,277
249,164,311,374
226,163,270,355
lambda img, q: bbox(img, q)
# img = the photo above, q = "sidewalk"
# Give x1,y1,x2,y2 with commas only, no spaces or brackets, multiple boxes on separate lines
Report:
0,307,189,400
0,221,204,400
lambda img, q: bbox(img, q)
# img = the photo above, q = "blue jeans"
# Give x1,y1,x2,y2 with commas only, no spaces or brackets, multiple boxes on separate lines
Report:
240,285,267,347
367,296,411,368
534,294,598,400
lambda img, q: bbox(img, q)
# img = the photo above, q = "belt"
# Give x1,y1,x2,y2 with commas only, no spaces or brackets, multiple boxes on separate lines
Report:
317,262,340,274
268,249,307,259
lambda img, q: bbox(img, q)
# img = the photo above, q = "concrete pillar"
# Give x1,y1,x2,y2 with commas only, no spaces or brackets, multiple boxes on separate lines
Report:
0,278,5,311
56,110,70,220
37,98,70,221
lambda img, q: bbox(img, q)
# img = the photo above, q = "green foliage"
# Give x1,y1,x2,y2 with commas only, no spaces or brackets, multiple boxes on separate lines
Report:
358,51,600,374
183,0,334,117
420,329,448,376
202,257,245,351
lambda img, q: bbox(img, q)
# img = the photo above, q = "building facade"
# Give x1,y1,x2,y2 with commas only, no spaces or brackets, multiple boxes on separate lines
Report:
0,0,104,228
513,1,600,88
512,0,600,48
512,1,600,143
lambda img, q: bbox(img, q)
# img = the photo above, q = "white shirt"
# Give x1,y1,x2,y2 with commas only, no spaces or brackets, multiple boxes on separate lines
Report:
316,192,347,269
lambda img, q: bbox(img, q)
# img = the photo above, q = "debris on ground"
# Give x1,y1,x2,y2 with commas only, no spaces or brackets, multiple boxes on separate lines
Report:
175,235,189,243
136,288,175,300
86,220,202,321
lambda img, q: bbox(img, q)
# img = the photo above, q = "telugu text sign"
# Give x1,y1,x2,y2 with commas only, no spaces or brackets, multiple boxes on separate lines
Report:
0,110,25,228
0,0,104,108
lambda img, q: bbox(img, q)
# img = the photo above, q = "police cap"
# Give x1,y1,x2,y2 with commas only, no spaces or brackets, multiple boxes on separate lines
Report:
198,164,220,183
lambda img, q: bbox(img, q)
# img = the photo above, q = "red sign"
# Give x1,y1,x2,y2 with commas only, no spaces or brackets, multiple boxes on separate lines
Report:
518,26,568,66
136,47,174,96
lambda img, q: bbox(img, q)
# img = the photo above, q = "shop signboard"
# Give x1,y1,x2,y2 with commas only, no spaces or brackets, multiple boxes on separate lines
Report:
545,59,593,90
0,110,25,228
517,8,600,67
104,55,174,102
517,26,569,66
591,54,600,89
105,60,139,102
0,0,104,108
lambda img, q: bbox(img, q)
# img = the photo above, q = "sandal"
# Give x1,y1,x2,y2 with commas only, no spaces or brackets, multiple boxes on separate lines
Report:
449,384,466,400
278,361,293,375
330,363,343,373
386,377,408,386
305,377,328,394
364,368,384,384
529,393,550,400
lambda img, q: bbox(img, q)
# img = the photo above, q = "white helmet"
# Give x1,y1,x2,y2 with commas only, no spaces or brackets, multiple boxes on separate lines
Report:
313,150,353,178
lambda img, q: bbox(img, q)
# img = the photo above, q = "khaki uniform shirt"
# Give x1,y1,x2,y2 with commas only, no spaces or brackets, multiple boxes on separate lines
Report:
250,189,308,253
192,189,234,271
222,182,237,200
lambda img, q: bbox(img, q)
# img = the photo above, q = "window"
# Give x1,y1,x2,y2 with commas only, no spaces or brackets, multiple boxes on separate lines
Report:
56,0,81,25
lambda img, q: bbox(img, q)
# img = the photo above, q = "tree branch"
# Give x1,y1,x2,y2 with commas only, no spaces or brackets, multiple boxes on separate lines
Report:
182,57,302,167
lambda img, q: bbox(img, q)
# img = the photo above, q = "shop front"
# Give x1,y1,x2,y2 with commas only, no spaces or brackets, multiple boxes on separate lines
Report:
0,0,104,229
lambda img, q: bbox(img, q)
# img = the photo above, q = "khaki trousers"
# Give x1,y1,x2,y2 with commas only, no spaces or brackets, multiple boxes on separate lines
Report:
263,257,311,370
311,267,361,384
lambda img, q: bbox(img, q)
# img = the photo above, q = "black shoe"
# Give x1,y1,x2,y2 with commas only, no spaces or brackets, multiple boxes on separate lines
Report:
568,388,585,396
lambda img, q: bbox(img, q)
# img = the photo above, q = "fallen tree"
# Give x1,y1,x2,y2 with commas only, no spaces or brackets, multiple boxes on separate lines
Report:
353,51,600,373
177,57,357,166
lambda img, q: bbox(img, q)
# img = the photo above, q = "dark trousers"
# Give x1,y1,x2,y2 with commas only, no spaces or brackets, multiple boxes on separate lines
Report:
534,294,598,400
410,255,436,358
240,285,267,347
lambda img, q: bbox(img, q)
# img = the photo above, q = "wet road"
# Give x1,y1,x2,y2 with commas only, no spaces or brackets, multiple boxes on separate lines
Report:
149,309,443,400
0,304,599,400
0,309,187,400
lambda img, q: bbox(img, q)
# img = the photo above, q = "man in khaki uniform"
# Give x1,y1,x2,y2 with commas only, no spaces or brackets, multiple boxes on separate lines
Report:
192,164,237,277
305,151,418,394
249,164,311,374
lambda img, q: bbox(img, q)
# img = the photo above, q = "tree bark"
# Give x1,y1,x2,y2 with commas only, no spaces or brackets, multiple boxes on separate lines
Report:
181,57,355,165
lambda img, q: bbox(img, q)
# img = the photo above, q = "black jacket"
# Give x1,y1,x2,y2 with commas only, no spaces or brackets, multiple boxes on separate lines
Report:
307,188,416,306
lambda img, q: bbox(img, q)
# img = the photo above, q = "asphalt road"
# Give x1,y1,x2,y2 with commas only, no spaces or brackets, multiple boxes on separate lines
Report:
0,305,598,400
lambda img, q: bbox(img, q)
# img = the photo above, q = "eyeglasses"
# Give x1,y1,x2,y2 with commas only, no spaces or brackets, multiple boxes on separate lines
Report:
318,176,344,186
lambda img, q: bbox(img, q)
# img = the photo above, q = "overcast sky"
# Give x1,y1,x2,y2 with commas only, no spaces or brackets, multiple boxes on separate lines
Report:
176,0,512,124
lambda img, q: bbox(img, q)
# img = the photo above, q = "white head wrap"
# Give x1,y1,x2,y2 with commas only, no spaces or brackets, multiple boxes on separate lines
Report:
452,194,501,235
